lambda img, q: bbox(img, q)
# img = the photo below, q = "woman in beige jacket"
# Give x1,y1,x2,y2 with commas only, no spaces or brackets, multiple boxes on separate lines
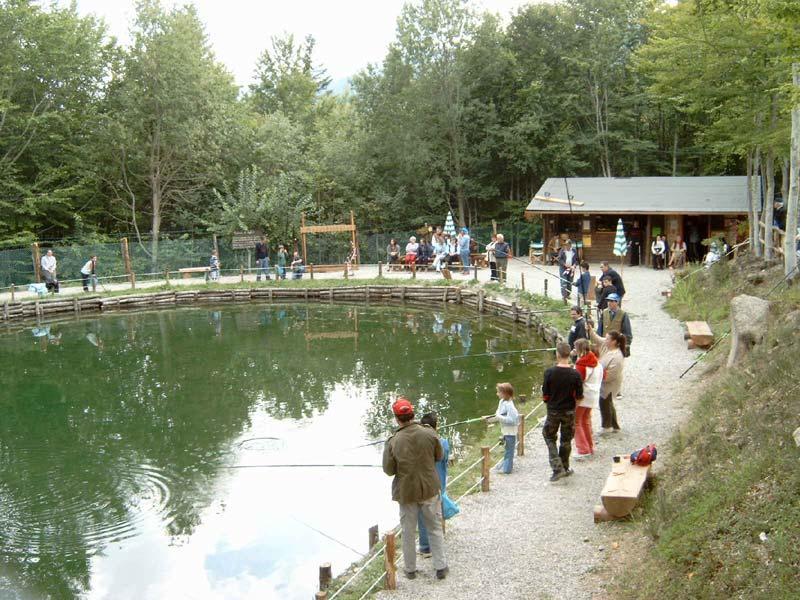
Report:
588,326,626,433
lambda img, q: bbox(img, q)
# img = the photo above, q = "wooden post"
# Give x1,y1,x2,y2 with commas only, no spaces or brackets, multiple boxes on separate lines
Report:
319,563,332,591
32,242,42,283
477,289,485,313
378,261,383,277
315,592,328,600
473,261,478,281
240,266,244,283
492,219,497,235
301,213,308,265
368,525,379,551
521,272,525,291
384,532,397,590
309,264,314,280
164,269,169,285
411,262,416,279
350,210,360,268
481,446,491,492
344,264,349,280
512,302,519,322
517,414,525,456
73,297,79,314
212,234,219,256
544,279,548,297
121,238,134,289
3,301,8,320
10,284,15,302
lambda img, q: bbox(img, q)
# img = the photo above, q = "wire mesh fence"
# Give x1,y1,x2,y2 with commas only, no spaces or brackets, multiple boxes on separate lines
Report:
0,223,538,289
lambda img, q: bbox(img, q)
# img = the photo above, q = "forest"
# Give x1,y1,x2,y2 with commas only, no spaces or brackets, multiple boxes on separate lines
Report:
1,0,798,264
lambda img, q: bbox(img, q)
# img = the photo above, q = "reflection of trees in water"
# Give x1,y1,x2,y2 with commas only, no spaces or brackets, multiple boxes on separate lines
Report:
0,304,542,597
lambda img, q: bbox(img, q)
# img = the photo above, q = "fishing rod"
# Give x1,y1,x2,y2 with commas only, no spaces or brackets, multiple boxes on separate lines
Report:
226,463,382,469
426,347,557,362
348,415,495,450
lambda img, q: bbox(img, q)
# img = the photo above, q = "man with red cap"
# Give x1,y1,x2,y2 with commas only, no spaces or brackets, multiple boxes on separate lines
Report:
382,396,449,581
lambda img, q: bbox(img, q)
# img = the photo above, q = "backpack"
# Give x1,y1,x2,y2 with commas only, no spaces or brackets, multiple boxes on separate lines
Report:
630,444,657,466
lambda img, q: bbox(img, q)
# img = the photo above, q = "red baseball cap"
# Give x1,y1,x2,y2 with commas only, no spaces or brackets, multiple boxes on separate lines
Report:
392,398,414,416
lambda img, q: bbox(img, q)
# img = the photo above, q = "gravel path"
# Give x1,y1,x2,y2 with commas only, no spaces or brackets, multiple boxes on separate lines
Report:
376,265,700,599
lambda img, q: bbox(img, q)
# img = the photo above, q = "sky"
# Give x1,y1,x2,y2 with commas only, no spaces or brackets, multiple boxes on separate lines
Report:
59,0,543,89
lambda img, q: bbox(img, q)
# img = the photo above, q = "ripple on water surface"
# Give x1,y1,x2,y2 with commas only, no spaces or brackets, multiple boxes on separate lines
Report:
0,446,176,559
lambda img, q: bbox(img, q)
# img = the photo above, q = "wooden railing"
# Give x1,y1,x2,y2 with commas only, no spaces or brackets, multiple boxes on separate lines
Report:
757,222,796,257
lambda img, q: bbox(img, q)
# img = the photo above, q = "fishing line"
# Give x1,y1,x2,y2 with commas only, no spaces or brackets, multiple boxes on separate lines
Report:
235,436,283,447
291,516,365,557
225,463,382,469
425,347,557,362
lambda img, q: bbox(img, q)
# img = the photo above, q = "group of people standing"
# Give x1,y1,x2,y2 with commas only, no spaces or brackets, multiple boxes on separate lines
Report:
38,250,98,293
251,237,305,281
382,381,521,582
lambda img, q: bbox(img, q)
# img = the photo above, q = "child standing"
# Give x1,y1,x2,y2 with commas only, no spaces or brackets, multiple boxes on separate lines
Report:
573,338,603,457
576,262,591,306
417,412,457,557
484,383,520,474
209,250,220,281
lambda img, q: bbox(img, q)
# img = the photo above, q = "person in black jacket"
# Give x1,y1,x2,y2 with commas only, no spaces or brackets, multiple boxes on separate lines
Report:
567,305,587,350
600,261,625,300
595,275,618,323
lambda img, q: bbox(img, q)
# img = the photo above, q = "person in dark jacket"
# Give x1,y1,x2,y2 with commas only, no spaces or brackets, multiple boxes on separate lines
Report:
595,275,617,322
567,305,588,350
255,237,270,281
541,342,584,481
597,293,632,355
383,397,449,580
600,261,625,300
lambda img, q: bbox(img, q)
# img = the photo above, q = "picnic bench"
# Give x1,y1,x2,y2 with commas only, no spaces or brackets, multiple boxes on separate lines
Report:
179,267,211,280
686,320,714,349
593,456,653,522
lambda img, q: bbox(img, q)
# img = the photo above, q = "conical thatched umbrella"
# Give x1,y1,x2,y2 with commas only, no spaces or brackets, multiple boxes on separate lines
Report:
613,218,628,272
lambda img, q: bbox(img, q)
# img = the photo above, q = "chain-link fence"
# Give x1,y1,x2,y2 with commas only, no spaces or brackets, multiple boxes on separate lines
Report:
0,222,540,289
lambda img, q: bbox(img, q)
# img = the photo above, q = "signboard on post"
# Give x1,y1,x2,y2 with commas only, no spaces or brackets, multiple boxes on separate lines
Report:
232,231,261,250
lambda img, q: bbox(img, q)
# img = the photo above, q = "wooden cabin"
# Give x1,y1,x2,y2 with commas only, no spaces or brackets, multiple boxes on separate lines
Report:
525,177,752,264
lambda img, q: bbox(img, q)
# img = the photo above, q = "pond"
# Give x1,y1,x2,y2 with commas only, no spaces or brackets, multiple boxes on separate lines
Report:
0,303,549,599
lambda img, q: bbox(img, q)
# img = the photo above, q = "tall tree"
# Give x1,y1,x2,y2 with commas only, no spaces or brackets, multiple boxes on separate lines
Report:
0,0,114,244
102,0,239,265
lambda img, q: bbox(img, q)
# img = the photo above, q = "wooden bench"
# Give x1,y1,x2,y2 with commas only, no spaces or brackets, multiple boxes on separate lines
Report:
179,267,211,280
594,456,652,522
686,320,714,349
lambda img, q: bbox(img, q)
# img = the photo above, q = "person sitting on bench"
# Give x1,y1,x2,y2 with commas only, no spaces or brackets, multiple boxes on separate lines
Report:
417,237,433,266
387,239,401,265
405,236,419,266
41,250,60,293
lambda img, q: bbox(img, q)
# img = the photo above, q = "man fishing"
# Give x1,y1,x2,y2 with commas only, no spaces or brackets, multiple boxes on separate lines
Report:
382,397,448,581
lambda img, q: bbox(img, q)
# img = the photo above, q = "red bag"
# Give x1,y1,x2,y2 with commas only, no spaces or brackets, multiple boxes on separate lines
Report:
630,444,657,466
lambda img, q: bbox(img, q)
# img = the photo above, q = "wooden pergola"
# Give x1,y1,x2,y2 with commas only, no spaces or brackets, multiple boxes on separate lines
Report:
300,210,359,270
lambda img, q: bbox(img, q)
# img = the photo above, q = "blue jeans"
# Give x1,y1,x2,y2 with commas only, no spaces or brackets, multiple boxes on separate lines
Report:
501,435,516,473
460,250,470,271
256,257,270,280
277,265,286,279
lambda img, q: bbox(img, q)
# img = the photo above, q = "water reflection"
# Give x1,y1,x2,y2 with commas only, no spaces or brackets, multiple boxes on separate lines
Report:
0,304,547,599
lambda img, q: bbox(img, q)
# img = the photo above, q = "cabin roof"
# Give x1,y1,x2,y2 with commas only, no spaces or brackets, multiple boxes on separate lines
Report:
526,176,753,215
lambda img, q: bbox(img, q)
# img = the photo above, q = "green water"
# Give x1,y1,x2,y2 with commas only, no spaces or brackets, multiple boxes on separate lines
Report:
0,303,548,599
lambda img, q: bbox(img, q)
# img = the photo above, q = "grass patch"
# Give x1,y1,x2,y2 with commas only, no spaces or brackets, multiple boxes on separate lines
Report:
607,257,800,599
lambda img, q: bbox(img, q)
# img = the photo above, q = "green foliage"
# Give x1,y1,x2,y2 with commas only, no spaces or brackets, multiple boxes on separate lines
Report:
612,260,800,599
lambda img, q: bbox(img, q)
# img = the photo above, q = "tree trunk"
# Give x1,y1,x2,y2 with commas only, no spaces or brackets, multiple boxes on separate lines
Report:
672,129,678,176
151,185,161,268
751,148,763,257
763,149,774,260
781,158,789,204
785,64,800,277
